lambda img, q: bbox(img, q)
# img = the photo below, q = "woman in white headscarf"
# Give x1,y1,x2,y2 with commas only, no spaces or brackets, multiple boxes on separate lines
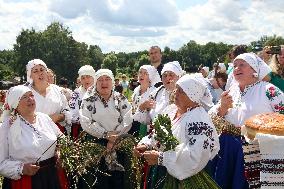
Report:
134,74,220,189
129,65,161,137
208,53,284,189
25,59,71,133
134,61,185,125
68,65,95,139
79,69,133,189
0,85,66,189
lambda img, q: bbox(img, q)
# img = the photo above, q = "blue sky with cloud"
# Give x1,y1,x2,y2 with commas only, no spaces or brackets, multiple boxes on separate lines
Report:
0,0,284,52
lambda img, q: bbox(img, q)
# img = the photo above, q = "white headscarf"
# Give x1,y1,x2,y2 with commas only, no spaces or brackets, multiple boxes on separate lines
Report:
161,61,185,78
233,53,272,80
26,59,48,83
218,63,227,73
202,66,210,74
78,65,96,79
95,69,115,86
139,65,161,86
176,73,213,107
2,85,32,148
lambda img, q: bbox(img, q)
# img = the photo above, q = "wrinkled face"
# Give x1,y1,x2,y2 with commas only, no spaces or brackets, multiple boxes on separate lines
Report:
30,65,48,84
174,85,192,109
96,75,113,96
138,68,150,87
149,48,162,64
17,91,36,115
162,71,179,91
81,75,94,90
233,59,256,84
277,48,284,65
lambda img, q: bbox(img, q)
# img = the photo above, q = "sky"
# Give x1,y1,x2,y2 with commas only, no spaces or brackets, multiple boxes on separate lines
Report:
0,0,284,53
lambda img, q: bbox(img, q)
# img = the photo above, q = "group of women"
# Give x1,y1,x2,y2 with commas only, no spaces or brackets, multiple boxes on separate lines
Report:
0,46,284,189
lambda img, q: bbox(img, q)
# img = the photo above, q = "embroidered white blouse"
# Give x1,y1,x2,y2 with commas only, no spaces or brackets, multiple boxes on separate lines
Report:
79,87,133,138
209,81,284,126
29,84,71,124
133,86,174,124
0,112,62,180
131,85,156,119
140,105,219,180
69,86,87,124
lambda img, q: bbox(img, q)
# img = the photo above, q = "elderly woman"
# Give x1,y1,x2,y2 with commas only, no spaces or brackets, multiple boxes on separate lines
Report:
79,69,133,189
134,61,184,125
69,65,95,139
0,85,65,189
209,53,284,189
134,74,220,189
130,65,161,137
26,59,71,133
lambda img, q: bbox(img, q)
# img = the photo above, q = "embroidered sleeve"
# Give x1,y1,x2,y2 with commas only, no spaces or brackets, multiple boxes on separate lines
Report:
79,98,107,138
117,94,133,134
265,85,284,114
162,120,219,180
0,121,24,180
69,91,80,123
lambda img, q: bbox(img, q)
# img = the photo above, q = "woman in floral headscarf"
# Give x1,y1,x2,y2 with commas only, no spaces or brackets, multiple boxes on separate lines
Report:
209,53,284,189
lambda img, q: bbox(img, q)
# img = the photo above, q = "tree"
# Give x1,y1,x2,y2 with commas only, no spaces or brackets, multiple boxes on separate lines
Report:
162,46,178,64
87,45,104,70
102,53,118,76
134,54,150,71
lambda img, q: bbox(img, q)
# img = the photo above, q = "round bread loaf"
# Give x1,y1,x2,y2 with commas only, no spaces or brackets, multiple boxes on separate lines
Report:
245,113,284,139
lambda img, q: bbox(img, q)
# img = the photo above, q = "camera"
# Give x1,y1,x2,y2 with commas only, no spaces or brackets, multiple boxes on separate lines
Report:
266,46,281,55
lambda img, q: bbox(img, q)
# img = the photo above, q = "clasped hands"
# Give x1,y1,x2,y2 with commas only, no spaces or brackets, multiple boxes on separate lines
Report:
133,144,160,165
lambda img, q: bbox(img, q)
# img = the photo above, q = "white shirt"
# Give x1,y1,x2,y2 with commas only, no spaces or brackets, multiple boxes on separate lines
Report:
140,105,219,180
131,85,156,118
210,81,284,126
80,88,133,138
0,112,62,180
133,86,173,124
29,84,71,124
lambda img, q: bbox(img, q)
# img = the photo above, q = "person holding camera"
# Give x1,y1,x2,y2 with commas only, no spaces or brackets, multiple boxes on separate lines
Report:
266,45,284,92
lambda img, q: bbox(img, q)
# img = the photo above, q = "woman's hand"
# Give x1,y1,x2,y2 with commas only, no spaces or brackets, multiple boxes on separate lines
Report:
107,141,114,151
133,144,147,158
143,150,160,165
50,113,65,123
106,131,118,143
139,100,155,111
218,90,233,117
22,163,40,176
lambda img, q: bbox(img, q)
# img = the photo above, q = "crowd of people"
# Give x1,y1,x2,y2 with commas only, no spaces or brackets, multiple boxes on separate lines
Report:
0,45,284,189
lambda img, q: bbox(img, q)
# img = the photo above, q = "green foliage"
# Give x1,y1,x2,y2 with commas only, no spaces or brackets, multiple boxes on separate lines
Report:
102,53,118,76
134,54,149,71
87,45,104,70
3,23,284,82
153,114,179,151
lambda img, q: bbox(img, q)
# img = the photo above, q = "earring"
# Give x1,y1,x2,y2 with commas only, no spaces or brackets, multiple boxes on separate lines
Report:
252,73,258,78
